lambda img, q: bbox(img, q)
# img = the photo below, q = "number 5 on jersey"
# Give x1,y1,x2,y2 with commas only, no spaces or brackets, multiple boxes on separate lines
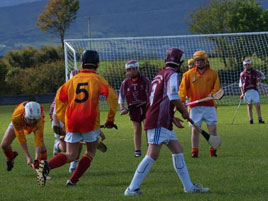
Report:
75,82,89,103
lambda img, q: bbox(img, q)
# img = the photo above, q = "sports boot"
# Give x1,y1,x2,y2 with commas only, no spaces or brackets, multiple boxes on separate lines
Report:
6,151,18,171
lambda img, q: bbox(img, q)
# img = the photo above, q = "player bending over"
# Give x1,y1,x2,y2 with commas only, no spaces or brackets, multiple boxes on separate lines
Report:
1,101,47,171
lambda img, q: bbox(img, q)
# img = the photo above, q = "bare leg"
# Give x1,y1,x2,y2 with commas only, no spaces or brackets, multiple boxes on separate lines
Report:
1,127,16,151
207,124,217,136
254,102,262,119
247,103,253,121
1,127,18,171
207,124,217,156
167,140,183,154
66,142,82,162
191,127,200,148
132,121,142,151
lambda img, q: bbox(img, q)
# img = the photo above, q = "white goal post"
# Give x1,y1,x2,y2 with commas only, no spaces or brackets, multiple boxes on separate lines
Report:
64,32,268,109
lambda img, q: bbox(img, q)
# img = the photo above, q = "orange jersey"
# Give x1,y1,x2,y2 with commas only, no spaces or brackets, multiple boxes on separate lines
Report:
56,69,118,132
179,66,221,107
11,102,45,147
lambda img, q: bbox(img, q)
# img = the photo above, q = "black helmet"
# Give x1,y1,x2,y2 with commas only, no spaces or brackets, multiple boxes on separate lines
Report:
81,50,99,66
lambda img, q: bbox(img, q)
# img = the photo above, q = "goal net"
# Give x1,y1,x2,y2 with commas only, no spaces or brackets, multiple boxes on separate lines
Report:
64,32,268,109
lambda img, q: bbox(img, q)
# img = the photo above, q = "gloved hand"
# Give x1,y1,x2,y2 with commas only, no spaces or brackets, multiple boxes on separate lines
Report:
53,125,66,136
34,159,39,169
101,121,118,129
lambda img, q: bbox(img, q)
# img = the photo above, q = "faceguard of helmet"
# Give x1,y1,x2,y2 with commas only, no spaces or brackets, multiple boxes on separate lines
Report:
125,60,139,70
69,69,80,79
25,102,41,120
81,50,99,67
193,50,208,61
165,48,185,66
188,58,195,65
243,59,252,65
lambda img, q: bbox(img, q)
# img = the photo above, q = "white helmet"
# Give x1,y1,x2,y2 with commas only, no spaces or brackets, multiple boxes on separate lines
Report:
243,59,252,65
25,102,41,120
125,60,139,70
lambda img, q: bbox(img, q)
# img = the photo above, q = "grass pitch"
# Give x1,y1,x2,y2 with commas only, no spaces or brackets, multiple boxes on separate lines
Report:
0,103,267,201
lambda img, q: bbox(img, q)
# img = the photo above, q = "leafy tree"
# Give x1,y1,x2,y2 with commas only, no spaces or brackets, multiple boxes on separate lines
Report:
186,0,268,70
186,0,232,34
186,0,268,34
1,45,63,69
0,61,8,95
0,45,65,95
4,60,65,95
228,0,268,32
2,47,38,69
36,0,79,49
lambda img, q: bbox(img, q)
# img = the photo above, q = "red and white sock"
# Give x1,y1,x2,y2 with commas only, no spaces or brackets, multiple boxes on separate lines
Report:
70,155,92,183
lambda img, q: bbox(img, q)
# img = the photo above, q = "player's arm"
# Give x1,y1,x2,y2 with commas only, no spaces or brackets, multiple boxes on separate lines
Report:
256,70,266,81
106,86,118,125
169,73,189,120
211,72,221,95
12,114,33,165
119,104,128,115
239,75,245,99
55,84,69,123
118,82,128,115
172,99,189,121
21,143,33,165
52,107,66,135
33,119,45,162
14,126,33,165
99,76,118,129
178,73,187,103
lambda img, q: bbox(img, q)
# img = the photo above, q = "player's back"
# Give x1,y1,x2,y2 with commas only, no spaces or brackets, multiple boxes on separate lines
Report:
145,67,177,130
62,69,110,132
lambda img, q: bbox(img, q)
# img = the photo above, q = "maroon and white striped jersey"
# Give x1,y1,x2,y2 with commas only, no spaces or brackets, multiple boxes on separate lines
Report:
118,74,150,106
144,67,180,131
239,69,264,92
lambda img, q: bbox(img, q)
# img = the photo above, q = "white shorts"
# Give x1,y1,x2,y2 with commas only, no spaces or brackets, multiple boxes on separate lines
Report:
190,106,217,127
147,127,178,145
244,89,260,104
8,123,13,129
65,129,100,143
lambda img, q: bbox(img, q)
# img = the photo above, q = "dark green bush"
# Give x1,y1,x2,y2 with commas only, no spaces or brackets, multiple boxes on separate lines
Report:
0,45,65,95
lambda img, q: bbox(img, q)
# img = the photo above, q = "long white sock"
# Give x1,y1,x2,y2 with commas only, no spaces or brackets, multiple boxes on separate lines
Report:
128,155,155,191
172,153,193,191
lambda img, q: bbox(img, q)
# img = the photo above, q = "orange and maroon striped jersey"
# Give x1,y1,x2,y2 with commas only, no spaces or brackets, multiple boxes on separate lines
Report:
179,66,221,107
11,102,45,147
56,69,118,133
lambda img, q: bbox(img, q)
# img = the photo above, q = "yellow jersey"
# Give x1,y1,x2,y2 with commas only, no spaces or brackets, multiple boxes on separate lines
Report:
11,102,45,147
179,66,221,107
56,69,118,132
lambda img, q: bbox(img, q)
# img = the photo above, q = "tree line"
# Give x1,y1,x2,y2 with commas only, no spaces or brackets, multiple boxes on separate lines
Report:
0,46,65,95
1,0,268,96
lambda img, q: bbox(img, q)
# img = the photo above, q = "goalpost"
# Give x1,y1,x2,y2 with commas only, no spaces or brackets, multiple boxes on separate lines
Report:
64,32,268,109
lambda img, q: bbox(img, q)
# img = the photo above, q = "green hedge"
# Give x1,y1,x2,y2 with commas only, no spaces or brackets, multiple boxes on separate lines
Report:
0,45,65,95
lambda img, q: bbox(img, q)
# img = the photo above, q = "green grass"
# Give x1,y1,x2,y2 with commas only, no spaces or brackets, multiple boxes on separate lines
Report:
0,104,267,201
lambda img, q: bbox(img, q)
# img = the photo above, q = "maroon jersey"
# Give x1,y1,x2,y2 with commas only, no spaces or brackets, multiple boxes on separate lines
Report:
145,67,180,130
240,69,262,92
118,74,150,106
